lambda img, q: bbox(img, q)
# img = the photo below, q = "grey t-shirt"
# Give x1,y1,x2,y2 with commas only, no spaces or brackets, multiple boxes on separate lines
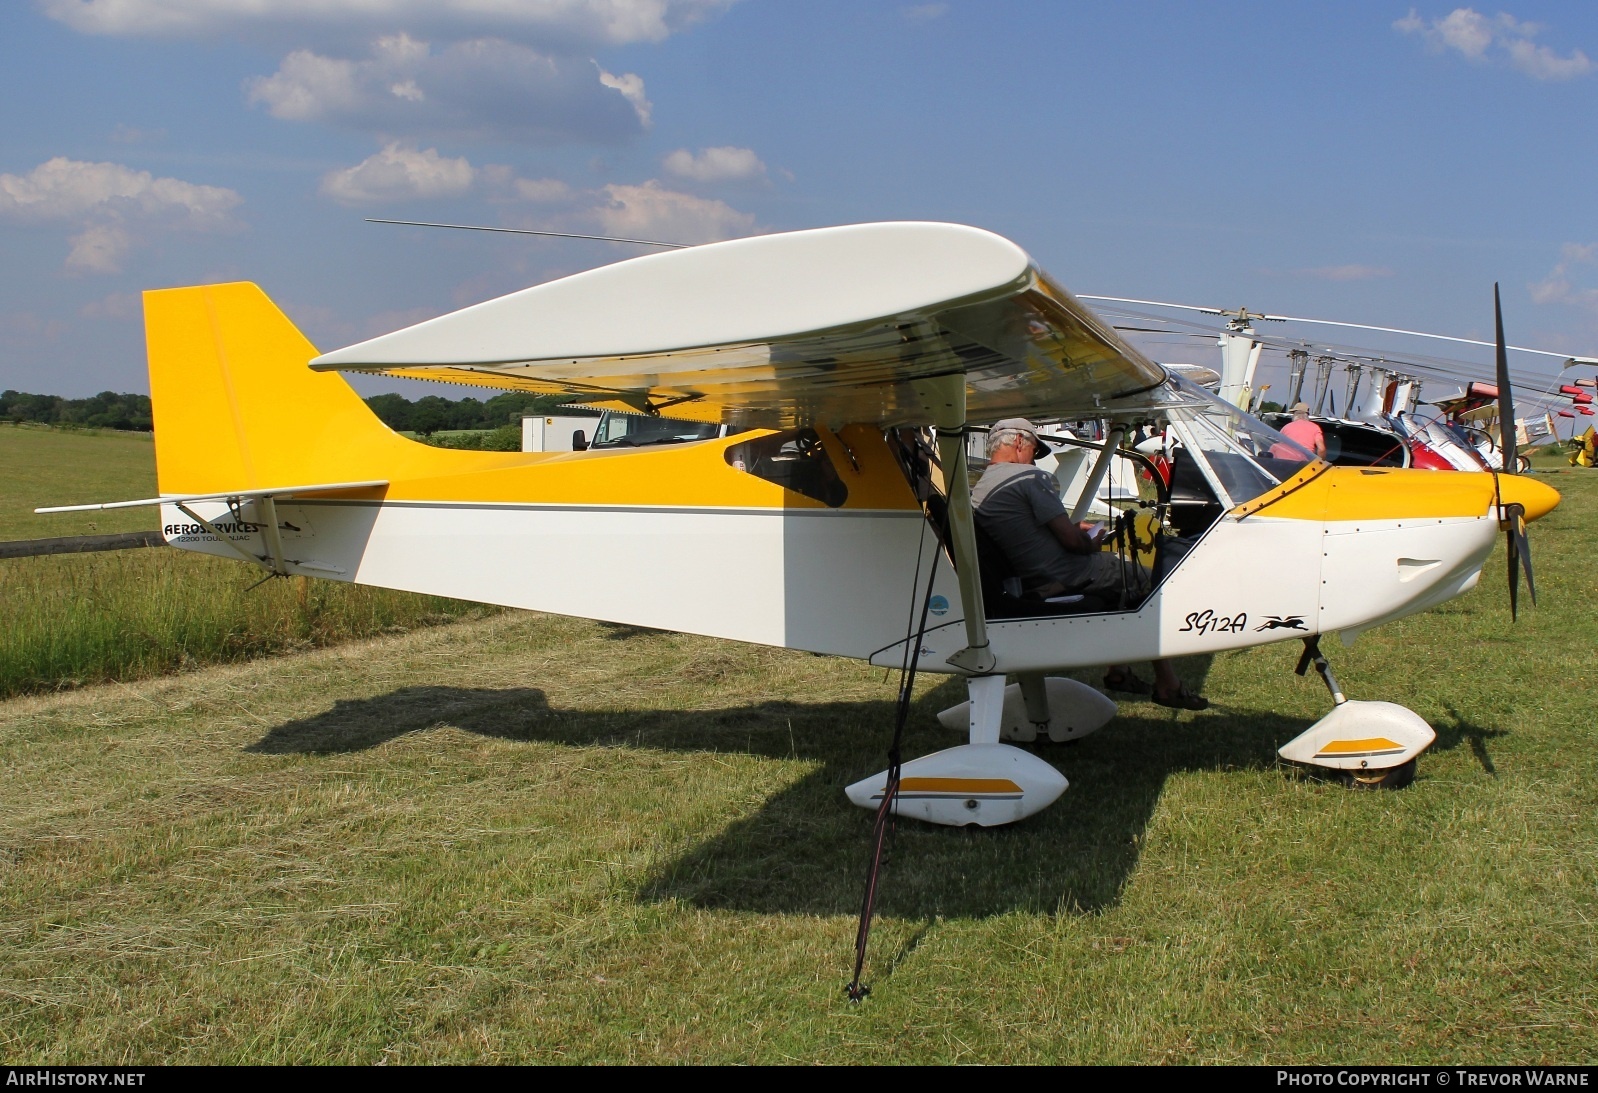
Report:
972,462,1091,590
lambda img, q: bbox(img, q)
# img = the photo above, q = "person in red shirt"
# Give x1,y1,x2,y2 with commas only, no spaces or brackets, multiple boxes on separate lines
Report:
1272,402,1327,461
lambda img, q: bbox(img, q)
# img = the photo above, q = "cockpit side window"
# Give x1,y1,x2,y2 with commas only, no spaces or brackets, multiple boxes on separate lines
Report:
725,428,848,507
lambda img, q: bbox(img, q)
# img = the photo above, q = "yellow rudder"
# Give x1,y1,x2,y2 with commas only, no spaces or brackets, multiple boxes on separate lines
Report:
144,282,400,495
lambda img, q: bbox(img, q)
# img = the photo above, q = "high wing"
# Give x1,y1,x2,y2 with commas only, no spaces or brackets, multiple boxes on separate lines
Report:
310,222,1167,429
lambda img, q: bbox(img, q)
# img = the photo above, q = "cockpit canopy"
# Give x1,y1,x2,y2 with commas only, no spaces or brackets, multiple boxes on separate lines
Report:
1116,375,1316,510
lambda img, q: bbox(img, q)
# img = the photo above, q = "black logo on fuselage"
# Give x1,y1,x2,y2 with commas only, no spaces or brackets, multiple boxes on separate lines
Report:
1255,615,1308,632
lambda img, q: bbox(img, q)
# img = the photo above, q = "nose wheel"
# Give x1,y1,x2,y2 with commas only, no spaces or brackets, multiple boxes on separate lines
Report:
1340,759,1417,791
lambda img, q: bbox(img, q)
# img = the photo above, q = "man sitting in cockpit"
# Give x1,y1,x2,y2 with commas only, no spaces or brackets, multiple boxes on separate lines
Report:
972,417,1208,711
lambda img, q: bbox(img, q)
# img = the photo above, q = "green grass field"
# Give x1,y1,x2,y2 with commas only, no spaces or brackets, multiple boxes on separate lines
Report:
0,426,485,697
1,459,1593,1062
0,424,158,540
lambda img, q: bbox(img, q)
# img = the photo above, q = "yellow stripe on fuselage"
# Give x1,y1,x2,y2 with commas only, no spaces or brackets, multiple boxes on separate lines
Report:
377,424,919,511
1237,465,1557,523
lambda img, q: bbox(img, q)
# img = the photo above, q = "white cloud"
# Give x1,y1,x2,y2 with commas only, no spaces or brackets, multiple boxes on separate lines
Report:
591,180,755,244
513,177,573,202
51,3,732,150
662,145,766,183
66,224,133,273
247,49,364,121
0,157,240,225
1530,242,1598,311
320,143,476,205
595,65,652,128
246,35,650,142
1396,8,1592,80
42,0,736,48
320,145,575,207
0,157,242,273
1504,36,1594,81
1436,8,1492,56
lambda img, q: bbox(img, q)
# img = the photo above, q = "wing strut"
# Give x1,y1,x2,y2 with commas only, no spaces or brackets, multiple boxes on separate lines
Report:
1069,425,1128,523
922,375,995,674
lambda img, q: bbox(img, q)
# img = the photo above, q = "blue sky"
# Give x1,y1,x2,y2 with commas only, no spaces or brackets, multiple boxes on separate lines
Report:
4,1,1598,404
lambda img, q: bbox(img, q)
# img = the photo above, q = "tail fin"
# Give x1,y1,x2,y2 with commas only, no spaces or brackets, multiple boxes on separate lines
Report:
145,282,394,495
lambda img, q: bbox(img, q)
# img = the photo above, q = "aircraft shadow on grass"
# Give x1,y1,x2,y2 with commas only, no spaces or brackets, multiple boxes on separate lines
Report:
1430,702,1509,777
243,654,1426,919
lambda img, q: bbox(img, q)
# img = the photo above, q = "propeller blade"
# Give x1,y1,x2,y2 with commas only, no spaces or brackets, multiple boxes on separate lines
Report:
1492,291,1537,620
1500,502,1535,621
1494,284,1518,474
1512,513,1537,606
1506,522,1519,622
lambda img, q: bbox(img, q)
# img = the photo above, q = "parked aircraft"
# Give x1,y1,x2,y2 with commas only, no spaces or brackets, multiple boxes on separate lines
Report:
40,223,1558,824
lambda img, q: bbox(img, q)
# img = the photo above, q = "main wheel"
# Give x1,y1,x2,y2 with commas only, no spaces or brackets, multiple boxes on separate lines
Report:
1339,759,1416,790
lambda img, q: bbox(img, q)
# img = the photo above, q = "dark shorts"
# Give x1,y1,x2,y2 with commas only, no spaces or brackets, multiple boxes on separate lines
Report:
1068,552,1150,600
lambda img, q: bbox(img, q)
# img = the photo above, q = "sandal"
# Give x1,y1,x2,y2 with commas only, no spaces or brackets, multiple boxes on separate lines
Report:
1102,670,1152,695
1153,684,1208,711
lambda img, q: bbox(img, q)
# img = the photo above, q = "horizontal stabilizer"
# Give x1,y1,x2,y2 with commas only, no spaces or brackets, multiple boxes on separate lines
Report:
36,480,388,514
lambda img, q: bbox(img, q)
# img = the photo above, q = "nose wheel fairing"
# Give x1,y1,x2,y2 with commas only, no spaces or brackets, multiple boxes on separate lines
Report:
1277,637,1436,785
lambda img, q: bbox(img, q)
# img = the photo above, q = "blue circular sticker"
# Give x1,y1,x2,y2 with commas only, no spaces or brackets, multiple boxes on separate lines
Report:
928,595,949,616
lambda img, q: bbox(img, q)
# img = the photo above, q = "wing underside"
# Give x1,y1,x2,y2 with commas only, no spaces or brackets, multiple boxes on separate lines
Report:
312,223,1167,428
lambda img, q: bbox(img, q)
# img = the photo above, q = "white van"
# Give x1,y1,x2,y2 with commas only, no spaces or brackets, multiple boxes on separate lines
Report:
520,413,603,452
572,410,738,451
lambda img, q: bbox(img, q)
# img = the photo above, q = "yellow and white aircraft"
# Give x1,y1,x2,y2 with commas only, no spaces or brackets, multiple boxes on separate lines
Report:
39,222,1560,825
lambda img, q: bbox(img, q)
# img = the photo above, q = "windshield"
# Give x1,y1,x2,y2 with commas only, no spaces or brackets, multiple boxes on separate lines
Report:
1152,376,1316,508
591,411,720,448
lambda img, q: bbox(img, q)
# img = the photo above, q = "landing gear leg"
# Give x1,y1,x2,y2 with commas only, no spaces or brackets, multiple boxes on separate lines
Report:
933,674,1116,744
966,674,1006,746
1016,673,1052,743
1295,636,1346,706
1278,637,1434,789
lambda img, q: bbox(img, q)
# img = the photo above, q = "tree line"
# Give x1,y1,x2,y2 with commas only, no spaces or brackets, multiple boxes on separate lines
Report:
1,388,593,437
361,391,595,436
1,390,154,430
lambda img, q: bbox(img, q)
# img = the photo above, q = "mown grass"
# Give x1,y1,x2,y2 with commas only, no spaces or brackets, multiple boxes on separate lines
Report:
0,425,486,698
0,471,1593,1063
0,424,158,540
